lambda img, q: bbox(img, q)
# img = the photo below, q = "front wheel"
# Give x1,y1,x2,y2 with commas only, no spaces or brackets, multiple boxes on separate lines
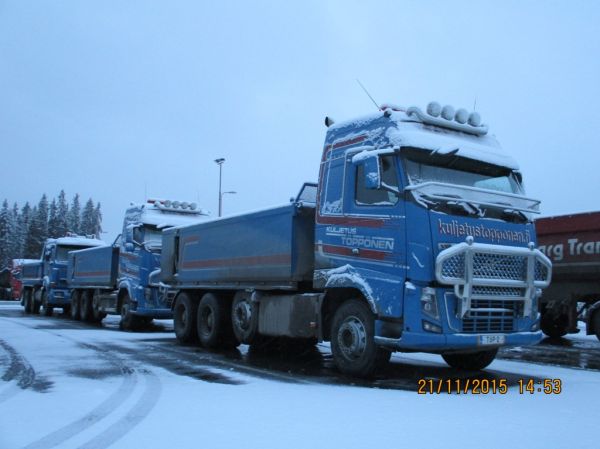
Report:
41,290,53,317
173,293,198,343
592,310,600,342
120,294,142,331
540,312,568,338
330,299,388,378
441,348,498,371
23,290,33,314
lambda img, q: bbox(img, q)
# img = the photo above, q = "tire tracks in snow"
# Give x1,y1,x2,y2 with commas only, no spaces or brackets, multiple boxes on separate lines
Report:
0,315,162,449
21,338,162,449
0,339,51,405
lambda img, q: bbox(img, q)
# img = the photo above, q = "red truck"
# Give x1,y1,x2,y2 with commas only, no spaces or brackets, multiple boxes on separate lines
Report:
536,212,600,340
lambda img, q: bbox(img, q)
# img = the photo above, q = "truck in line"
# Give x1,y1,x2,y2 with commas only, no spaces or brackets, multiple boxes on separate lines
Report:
21,236,105,315
67,200,208,329
160,101,552,377
536,211,600,340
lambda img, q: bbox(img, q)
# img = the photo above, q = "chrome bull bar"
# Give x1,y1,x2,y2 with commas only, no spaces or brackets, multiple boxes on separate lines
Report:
435,237,552,318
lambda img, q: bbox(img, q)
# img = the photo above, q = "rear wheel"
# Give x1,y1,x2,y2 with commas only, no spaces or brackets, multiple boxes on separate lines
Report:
441,348,498,370
330,299,388,377
231,291,260,344
197,293,236,349
70,291,81,320
120,293,142,331
80,291,93,322
92,290,107,323
41,290,53,317
173,292,198,343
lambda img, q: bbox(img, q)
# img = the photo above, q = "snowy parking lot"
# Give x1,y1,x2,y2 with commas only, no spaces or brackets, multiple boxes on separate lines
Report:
1,300,599,449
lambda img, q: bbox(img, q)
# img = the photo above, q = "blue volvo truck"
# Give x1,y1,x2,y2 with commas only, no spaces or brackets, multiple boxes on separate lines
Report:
161,101,552,376
20,236,106,316
68,200,208,329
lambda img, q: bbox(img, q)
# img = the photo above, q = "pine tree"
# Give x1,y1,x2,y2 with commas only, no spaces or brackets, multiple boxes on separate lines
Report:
25,195,49,258
55,190,69,237
92,202,103,238
0,200,10,267
68,193,81,235
18,203,32,258
80,198,95,236
8,203,20,262
48,199,58,238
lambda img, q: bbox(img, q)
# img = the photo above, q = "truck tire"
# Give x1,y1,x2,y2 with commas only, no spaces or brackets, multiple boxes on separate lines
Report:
441,348,498,370
120,294,142,331
41,291,53,317
592,310,600,342
173,292,198,343
540,312,568,338
330,299,388,378
31,290,40,315
23,289,33,314
231,291,260,345
71,291,81,320
197,293,236,349
92,290,107,322
80,291,94,322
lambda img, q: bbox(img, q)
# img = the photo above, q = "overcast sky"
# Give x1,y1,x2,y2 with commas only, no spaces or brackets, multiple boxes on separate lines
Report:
1,1,599,240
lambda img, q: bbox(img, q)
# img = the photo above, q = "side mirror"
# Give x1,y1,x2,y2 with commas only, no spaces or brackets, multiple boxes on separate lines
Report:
124,242,135,252
353,153,381,189
124,225,136,245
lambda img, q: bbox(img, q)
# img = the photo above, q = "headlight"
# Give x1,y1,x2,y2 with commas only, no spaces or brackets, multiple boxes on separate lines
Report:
420,287,440,320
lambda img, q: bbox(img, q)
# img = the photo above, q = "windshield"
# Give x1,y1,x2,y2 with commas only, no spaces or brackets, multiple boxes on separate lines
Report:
142,226,162,244
56,245,93,261
402,148,537,222
403,150,523,195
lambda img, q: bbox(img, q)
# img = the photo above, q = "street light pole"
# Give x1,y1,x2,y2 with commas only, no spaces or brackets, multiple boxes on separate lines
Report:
214,158,225,217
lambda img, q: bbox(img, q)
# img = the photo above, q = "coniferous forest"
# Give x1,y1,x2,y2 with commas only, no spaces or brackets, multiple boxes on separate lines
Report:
0,190,102,267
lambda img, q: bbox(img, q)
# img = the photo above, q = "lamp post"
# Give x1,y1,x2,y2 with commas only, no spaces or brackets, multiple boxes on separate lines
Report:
214,158,225,217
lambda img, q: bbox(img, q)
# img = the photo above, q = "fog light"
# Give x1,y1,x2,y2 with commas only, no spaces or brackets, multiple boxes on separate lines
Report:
420,287,440,320
423,320,442,333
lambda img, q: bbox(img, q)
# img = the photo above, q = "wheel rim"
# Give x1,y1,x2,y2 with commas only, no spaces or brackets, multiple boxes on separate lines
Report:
200,306,214,335
176,304,187,328
337,315,367,361
121,302,129,319
233,301,252,331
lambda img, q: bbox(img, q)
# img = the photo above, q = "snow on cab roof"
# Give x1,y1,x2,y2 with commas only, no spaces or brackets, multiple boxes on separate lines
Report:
326,104,519,170
50,237,106,247
126,203,210,230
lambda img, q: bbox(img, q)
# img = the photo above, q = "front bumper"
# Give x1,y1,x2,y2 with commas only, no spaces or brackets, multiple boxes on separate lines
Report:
374,330,543,352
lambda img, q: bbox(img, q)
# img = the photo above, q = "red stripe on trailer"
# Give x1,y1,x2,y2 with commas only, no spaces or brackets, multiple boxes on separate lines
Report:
181,253,291,270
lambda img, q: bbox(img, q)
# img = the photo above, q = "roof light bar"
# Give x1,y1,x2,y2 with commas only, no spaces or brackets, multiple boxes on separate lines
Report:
406,101,489,136
148,199,206,215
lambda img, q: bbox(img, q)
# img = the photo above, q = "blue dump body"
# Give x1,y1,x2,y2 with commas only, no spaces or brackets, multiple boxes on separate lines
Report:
161,203,315,287
68,245,119,288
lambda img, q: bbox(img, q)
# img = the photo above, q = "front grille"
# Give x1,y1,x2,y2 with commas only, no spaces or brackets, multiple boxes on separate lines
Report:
462,299,518,333
471,286,524,298
441,252,550,283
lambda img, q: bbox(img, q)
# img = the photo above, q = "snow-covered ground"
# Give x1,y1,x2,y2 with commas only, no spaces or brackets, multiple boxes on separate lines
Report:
0,301,598,449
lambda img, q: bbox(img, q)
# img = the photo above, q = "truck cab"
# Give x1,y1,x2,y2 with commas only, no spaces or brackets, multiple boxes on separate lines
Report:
315,102,552,373
117,200,209,327
22,236,105,315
